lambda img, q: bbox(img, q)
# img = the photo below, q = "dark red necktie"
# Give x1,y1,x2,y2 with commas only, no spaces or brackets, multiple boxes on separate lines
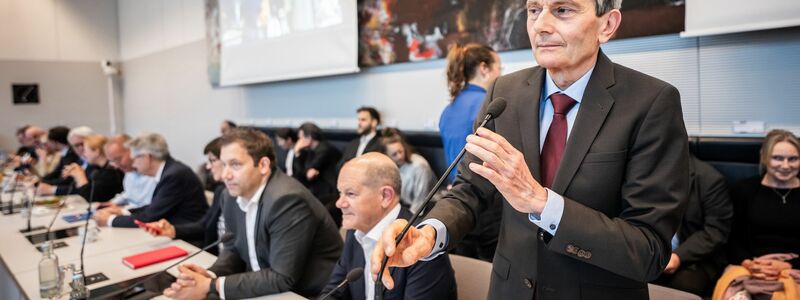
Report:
540,93,577,188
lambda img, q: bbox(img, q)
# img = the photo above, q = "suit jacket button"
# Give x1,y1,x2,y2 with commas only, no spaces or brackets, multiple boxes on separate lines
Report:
538,231,544,241
523,278,533,289
566,244,576,254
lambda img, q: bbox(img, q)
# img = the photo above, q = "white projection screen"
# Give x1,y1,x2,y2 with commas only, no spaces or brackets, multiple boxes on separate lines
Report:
682,0,800,37
218,0,359,86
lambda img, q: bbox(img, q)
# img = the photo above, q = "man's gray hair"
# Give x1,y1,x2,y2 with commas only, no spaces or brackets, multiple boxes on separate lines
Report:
67,126,94,140
126,133,170,160
596,0,622,16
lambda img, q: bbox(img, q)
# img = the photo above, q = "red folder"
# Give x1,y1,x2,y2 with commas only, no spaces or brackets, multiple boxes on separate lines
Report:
122,246,188,269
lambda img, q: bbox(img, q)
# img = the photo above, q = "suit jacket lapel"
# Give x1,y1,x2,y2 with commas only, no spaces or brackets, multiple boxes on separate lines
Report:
254,172,278,267
350,235,367,298
520,68,545,180
551,52,616,193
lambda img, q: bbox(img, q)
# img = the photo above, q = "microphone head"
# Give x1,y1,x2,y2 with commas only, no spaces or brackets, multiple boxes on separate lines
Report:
346,268,364,282
486,97,507,119
220,232,235,243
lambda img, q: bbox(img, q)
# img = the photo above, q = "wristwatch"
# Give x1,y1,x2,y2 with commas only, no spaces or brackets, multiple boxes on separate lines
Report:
209,278,219,296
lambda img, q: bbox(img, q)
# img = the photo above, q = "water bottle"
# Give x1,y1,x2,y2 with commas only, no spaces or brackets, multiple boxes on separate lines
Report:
20,186,32,219
38,241,61,298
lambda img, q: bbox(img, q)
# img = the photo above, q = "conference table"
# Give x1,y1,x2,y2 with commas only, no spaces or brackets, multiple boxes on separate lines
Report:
0,193,304,300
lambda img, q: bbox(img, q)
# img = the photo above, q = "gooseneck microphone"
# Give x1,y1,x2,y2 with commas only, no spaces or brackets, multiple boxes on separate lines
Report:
103,232,235,299
43,183,75,242
319,267,364,300
78,180,96,288
374,98,507,300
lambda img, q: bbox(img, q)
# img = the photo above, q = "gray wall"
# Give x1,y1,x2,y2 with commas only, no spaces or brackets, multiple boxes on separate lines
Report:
120,27,800,166
0,0,118,154
121,42,244,166
0,60,112,151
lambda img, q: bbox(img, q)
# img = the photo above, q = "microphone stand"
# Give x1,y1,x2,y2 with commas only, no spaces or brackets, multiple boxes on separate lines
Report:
43,184,74,242
374,98,506,300
68,174,96,300
319,267,364,300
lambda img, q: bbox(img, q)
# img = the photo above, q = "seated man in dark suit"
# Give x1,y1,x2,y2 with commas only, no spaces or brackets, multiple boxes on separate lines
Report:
292,122,342,224
38,126,81,193
39,126,95,195
163,128,343,300
320,153,456,300
337,106,384,170
13,125,38,168
143,137,227,255
93,133,208,227
652,155,733,295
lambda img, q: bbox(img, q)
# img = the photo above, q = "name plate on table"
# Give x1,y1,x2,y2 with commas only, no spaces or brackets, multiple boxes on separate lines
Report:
24,226,80,245
89,272,175,299
35,241,68,252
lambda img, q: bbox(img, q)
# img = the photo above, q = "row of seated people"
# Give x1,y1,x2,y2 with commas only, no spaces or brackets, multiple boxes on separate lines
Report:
133,129,456,299
271,124,800,299
6,122,799,299
5,125,457,299
651,129,800,299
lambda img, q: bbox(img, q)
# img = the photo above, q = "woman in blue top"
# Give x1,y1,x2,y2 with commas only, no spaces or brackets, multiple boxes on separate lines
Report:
438,43,503,261
439,43,502,184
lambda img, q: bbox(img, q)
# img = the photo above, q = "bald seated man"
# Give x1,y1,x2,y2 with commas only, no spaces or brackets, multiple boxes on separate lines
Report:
320,153,456,300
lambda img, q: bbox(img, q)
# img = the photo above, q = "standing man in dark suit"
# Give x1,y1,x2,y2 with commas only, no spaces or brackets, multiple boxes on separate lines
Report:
274,127,297,174
163,128,342,300
321,153,456,300
373,0,690,299
654,155,733,295
338,106,383,170
93,133,208,227
292,123,342,202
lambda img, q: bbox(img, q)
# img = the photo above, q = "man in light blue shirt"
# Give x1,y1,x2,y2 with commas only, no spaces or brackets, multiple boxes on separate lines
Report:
99,135,156,210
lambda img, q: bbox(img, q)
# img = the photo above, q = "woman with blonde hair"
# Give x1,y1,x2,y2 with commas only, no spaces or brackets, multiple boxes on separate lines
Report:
63,134,124,202
381,128,435,214
714,129,800,299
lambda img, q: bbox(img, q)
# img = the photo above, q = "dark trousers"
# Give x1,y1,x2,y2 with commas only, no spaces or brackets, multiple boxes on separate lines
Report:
653,263,713,297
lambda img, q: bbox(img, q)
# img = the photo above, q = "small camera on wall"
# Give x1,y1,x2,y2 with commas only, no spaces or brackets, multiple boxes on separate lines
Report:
101,60,119,75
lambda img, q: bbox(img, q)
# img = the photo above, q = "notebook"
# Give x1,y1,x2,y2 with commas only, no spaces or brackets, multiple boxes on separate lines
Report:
122,246,188,269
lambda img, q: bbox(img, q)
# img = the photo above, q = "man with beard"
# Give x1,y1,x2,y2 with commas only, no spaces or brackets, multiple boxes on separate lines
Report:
338,107,383,170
